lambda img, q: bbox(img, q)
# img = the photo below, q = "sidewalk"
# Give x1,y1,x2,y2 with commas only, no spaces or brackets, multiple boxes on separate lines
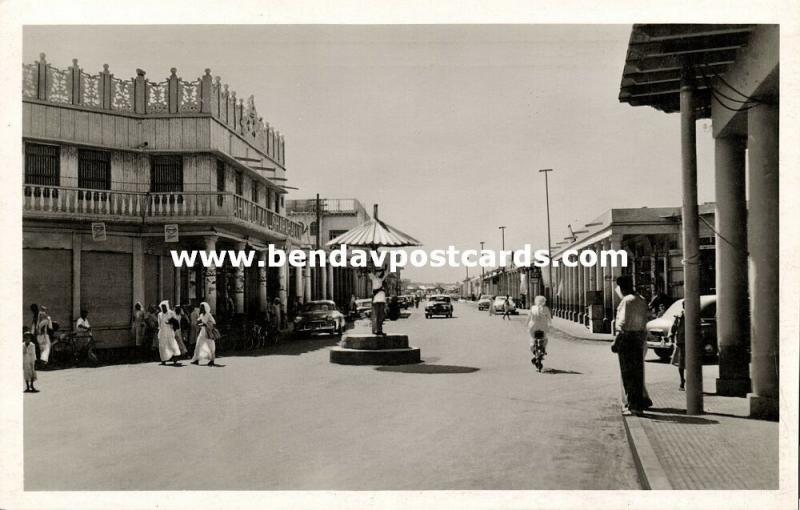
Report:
623,361,779,489
550,316,615,342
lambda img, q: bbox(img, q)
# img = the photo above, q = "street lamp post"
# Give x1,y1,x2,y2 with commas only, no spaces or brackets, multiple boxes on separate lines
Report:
539,169,554,302
480,241,485,295
498,226,506,295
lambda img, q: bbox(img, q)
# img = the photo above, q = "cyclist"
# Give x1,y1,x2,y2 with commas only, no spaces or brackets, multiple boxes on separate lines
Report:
527,295,552,360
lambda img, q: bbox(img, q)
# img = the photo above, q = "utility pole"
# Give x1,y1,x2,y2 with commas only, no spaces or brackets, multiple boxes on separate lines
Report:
480,241,485,296
539,168,554,302
315,193,321,299
498,226,507,295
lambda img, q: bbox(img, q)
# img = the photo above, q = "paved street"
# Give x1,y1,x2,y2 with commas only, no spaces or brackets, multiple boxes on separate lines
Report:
25,301,639,490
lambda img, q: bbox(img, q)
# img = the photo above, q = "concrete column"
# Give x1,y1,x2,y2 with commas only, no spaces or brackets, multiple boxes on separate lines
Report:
327,263,334,302
304,258,312,302
158,255,164,302
204,236,218,314
609,235,623,330
233,241,245,314
175,265,182,306
577,259,585,324
72,232,82,324
258,250,267,313
279,245,288,321
602,239,612,331
595,244,603,293
132,237,144,313
571,263,579,321
747,103,779,420
714,135,751,397
680,74,703,415
295,260,304,303
320,261,328,300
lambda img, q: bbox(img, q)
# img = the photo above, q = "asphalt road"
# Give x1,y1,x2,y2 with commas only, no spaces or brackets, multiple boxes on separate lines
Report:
24,301,639,490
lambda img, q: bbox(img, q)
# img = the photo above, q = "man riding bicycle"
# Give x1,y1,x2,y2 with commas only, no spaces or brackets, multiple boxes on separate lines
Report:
527,295,552,361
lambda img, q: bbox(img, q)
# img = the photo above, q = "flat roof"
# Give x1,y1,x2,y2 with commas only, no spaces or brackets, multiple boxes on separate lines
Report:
618,24,754,116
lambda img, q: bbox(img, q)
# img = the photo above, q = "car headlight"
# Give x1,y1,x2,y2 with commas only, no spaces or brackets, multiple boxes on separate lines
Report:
294,317,302,323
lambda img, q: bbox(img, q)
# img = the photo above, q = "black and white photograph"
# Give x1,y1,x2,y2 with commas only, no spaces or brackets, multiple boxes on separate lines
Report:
0,2,797,509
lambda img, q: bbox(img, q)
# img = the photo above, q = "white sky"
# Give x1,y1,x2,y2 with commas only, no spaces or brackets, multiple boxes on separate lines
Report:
23,25,716,283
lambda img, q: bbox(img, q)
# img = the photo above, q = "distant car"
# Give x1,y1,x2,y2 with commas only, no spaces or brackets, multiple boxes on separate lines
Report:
646,295,717,360
425,295,453,318
477,294,493,311
293,300,345,336
355,298,372,318
398,295,413,309
491,296,517,315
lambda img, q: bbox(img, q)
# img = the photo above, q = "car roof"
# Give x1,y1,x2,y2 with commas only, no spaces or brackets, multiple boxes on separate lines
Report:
307,300,336,305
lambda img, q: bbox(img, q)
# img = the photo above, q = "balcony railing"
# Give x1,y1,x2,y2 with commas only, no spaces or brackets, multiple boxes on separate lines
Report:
23,185,303,240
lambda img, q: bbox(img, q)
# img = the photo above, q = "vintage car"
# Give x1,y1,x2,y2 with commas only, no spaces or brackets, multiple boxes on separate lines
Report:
293,300,346,336
354,298,372,318
491,296,518,315
646,295,718,360
425,295,453,318
476,294,493,311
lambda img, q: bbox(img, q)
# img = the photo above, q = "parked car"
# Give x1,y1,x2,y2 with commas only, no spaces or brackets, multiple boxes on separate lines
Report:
398,295,413,309
477,294,493,311
491,296,518,315
355,298,372,318
293,300,346,336
646,295,717,360
425,295,453,318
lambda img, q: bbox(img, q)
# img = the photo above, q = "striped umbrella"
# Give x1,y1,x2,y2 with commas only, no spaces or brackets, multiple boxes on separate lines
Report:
326,204,421,248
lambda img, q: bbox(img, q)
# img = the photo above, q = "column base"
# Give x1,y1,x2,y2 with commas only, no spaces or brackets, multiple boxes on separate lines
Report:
715,377,751,397
748,394,779,421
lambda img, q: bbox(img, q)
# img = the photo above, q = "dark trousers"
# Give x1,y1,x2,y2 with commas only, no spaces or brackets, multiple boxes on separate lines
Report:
616,331,650,410
371,302,386,335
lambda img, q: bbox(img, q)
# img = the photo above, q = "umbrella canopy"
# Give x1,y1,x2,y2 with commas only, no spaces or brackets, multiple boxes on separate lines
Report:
326,204,421,248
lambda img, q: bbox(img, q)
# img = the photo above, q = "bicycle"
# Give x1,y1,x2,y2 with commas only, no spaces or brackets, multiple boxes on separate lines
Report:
531,331,546,373
52,331,100,367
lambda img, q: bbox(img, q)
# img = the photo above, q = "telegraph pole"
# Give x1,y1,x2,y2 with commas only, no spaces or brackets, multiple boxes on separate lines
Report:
479,241,485,296
315,193,321,299
539,168,554,301
498,226,506,295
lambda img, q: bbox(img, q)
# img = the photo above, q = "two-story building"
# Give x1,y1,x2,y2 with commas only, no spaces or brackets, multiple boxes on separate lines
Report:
22,54,305,350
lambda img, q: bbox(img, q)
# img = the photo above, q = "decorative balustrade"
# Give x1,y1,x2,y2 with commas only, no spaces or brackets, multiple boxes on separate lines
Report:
23,185,302,240
23,54,285,165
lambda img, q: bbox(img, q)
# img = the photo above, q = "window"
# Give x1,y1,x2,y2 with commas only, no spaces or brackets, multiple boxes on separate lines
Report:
235,172,243,196
78,149,111,190
252,183,259,203
150,156,183,204
310,221,318,236
24,143,60,187
329,230,347,242
274,191,281,212
216,160,225,206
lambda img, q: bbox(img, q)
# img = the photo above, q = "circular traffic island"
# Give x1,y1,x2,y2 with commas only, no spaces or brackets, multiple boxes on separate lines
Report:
330,333,421,365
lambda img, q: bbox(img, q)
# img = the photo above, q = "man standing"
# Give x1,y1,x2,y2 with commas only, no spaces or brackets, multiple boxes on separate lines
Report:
611,275,653,416
368,266,387,336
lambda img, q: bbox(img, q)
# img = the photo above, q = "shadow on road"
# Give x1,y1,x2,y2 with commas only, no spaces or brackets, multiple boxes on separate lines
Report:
375,364,480,374
222,336,340,358
538,367,583,375
643,407,720,425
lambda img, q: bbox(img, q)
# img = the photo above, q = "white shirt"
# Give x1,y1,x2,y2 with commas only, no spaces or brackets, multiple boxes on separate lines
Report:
76,317,91,330
368,273,387,304
616,294,649,332
528,305,552,333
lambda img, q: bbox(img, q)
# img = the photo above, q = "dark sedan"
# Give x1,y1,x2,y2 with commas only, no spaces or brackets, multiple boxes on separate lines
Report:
293,300,346,336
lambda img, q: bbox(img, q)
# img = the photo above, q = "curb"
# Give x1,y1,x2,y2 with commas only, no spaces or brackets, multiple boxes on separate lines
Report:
619,394,673,490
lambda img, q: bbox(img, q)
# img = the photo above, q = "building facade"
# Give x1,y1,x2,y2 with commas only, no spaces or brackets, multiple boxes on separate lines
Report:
22,54,304,349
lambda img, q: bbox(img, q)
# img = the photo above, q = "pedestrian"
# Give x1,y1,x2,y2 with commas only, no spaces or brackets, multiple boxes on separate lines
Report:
189,301,200,356
367,266,387,336
527,295,552,357
145,304,160,358
156,300,181,366
35,308,53,368
131,302,146,360
349,294,358,318
23,331,39,393
173,306,189,357
191,302,217,366
271,297,283,332
670,303,686,391
502,295,512,320
610,275,653,416
75,309,99,364
29,303,41,360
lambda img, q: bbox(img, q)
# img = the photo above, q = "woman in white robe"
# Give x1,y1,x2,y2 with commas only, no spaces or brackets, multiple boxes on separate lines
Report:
191,302,217,366
157,300,181,364
36,309,52,366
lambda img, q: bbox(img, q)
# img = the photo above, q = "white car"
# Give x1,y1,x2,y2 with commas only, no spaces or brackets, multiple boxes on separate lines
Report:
491,296,517,315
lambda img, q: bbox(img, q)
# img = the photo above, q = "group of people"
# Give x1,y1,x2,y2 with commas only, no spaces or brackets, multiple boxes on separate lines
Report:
131,301,219,366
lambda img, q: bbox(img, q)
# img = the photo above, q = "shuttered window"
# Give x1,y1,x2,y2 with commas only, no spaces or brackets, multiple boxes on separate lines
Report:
78,149,111,190
24,143,60,186
216,160,225,207
252,183,259,203
150,155,183,193
235,172,243,196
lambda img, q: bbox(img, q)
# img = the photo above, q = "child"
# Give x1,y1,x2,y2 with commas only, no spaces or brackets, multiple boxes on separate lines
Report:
23,332,39,393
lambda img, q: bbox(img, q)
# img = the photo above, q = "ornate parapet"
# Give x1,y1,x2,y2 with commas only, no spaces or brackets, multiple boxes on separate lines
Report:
22,53,285,165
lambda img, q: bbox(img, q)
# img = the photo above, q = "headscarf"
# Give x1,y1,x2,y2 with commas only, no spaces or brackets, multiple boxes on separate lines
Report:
134,301,143,311
200,302,211,314
533,295,547,307
159,300,171,312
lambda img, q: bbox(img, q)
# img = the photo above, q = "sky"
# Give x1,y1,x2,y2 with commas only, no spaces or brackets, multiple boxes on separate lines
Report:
23,25,717,283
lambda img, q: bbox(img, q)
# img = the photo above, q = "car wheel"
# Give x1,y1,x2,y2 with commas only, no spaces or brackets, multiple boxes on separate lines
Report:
654,347,673,361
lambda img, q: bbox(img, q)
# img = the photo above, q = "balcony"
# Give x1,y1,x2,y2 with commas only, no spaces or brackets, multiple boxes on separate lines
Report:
23,184,303,241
